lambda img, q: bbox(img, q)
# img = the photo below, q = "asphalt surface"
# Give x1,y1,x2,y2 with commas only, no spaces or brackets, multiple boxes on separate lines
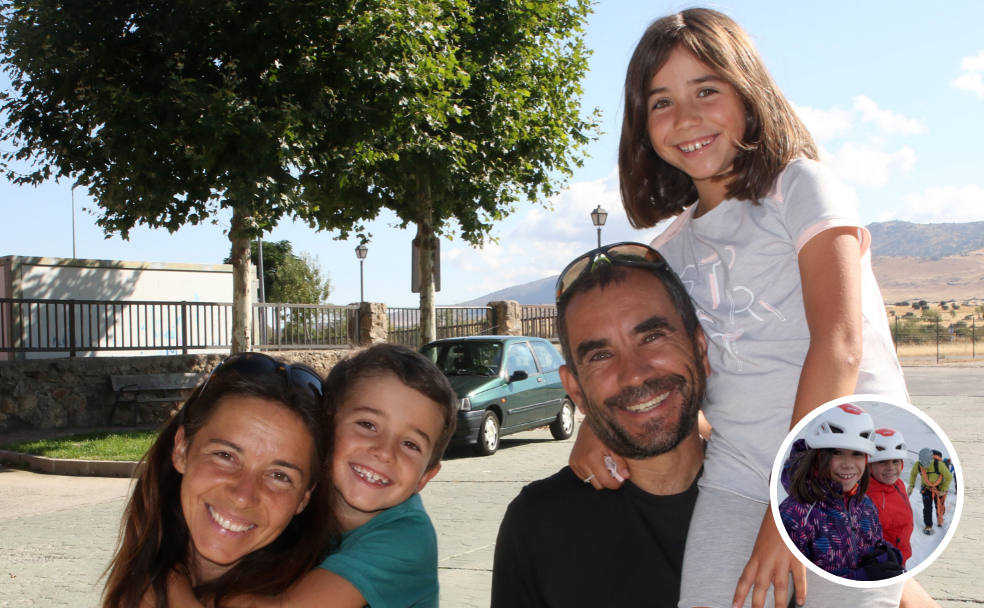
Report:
0,366,981,607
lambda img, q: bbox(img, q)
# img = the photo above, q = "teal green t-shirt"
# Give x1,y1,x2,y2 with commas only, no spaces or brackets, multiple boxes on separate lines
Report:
319,493,439,608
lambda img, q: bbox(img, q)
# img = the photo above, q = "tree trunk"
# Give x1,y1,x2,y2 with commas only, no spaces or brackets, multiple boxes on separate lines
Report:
416,177,437,345
230,206,253,353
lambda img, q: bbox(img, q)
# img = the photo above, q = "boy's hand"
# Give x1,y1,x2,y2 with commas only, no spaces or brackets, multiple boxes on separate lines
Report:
732,511,806,608
569,423,628,490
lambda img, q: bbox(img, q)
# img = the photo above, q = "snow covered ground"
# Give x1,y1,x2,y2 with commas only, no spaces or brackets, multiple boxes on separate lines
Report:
773,398,963,575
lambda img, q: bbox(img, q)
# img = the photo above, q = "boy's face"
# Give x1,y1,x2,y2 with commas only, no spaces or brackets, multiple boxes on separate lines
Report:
331,372,444,531
870,459,903,486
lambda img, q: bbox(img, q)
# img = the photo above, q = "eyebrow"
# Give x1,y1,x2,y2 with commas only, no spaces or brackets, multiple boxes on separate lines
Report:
574,315,675,362
207,438,306,474
648,74,726,96
349,405,434,447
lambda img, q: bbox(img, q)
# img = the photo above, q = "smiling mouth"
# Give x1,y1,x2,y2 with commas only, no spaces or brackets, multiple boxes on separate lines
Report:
677,136,715,153
623,391,670,414
207,505,255,533
835,472,858,482
352,464,392,486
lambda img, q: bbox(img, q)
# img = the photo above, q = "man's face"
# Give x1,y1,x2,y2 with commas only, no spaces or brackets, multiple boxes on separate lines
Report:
559,268,709,459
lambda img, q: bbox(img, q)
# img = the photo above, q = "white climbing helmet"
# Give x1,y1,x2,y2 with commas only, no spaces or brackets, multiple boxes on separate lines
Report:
804,403,876,455
869,428,907,463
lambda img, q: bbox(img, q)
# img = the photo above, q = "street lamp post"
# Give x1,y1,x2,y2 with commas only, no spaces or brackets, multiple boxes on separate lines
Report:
355,243,368,303
590,205,608,248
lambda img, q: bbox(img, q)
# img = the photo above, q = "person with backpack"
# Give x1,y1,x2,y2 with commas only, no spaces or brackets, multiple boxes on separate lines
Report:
909,447,953,534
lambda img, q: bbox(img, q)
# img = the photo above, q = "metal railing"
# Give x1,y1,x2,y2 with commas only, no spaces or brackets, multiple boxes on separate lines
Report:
0,297,357,356
521,305,558,339
387,306,493,348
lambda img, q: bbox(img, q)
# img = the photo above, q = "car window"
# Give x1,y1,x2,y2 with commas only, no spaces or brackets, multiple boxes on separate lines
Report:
421,341,502,376
530,340,564,372
505,342,539,376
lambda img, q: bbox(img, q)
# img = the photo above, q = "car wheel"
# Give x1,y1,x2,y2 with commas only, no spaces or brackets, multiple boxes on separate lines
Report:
550,397,575,440
473,410,500,456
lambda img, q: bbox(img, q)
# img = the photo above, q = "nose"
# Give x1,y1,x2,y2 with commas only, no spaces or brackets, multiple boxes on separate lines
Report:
369,438,396,463
616,349,652,389
228,472,261,507
674,99,701,129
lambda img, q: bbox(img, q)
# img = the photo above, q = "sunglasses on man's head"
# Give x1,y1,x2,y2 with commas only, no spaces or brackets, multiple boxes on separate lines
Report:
198,352,324,401
555,242,670,301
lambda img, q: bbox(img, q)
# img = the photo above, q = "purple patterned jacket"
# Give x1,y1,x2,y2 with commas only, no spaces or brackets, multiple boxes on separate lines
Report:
778,440,885,579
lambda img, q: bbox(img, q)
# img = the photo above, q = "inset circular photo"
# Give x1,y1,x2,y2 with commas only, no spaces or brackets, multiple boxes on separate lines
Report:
770,395,963,588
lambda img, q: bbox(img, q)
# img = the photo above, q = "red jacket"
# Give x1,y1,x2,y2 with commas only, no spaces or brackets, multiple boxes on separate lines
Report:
867,477,914,562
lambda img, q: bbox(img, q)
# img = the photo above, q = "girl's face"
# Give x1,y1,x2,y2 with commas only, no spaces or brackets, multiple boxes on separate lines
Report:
829,448,868,492
870,459,903,486
172,395,315,583
646,46,746,209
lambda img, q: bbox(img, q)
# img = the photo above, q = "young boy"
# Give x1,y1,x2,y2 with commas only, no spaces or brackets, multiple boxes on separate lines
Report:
292,343,458,607
867,428,914,563
171,344,457,608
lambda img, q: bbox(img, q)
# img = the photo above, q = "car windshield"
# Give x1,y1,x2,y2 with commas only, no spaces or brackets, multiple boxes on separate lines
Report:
422,341,503,377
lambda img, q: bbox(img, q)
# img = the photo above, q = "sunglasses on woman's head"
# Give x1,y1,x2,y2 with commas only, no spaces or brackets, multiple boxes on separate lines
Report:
555,242,670,301
197,352,324,402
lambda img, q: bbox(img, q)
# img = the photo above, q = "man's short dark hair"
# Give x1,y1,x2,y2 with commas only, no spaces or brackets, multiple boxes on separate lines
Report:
556,258,701,374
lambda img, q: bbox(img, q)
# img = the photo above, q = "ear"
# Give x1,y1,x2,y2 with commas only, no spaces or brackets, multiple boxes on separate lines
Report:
694,326,711,379
415,462,441,493
559,364,585,414
295,486,314,515
171,426,189,474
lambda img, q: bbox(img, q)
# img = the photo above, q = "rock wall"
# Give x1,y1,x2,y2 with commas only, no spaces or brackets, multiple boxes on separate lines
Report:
0,350,352,433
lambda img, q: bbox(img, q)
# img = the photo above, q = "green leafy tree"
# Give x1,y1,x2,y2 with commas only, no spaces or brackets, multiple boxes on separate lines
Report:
298,0,600,342
225,240,330,304
0,0,464,351
2,0,598,347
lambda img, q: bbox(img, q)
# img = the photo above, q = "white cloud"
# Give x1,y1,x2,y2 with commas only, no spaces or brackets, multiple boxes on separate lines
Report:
795,104,852,140
851,96,927,135
824,143,917,188
902,184,984,222
952,50,984,99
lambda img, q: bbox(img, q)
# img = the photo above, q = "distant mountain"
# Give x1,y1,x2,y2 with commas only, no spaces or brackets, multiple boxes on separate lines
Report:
867,220,984,258
459,221,984,305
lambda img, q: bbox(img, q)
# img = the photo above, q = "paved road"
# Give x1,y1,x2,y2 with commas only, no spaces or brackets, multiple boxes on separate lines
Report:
1,366,981,607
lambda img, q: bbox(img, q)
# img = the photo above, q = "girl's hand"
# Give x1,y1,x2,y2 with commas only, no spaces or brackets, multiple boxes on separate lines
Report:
569,422,629,490
732,511,806,608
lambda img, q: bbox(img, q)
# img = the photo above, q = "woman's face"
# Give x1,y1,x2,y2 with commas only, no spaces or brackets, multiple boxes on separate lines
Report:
828,448,868,492
171,395,315,583
870,459,903,486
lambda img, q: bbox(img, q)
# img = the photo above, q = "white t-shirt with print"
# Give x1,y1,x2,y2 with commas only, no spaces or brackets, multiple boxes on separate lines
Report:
651,158,907,503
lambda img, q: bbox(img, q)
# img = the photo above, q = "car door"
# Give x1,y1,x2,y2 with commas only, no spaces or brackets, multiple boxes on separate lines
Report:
499,341,546,430
528,339,567,424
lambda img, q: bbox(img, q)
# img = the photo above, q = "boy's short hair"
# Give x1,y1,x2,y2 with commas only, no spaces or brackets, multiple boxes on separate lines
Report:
325,343,457,470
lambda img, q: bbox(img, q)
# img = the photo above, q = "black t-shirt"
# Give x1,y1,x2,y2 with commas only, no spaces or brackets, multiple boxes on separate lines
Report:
491,466,699,608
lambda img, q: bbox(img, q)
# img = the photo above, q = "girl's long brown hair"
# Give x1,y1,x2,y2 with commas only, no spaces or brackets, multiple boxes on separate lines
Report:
102,367,336,608
787,447,870,505
618,8,818,227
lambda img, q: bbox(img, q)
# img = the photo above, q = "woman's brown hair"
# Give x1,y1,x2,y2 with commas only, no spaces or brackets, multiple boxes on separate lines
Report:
102,362,336,608
787,447,870,505
618,8,818,227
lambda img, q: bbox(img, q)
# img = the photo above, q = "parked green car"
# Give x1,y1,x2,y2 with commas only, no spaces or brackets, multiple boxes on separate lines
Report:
420,335,575,456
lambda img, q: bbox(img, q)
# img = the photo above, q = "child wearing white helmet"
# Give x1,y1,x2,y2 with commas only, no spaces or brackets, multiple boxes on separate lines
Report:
778,404,904,580
868,428,915,562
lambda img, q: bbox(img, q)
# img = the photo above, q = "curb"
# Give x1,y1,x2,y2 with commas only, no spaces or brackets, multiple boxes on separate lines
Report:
0,449,137,477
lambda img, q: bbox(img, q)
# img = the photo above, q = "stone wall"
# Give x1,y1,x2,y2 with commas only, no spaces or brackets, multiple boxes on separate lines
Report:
0,350,352,434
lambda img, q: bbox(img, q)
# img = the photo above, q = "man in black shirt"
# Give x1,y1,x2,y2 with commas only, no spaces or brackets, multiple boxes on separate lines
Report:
492,243,708,607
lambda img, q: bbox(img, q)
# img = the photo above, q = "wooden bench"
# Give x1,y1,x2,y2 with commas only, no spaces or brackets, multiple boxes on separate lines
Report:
108,373,206,425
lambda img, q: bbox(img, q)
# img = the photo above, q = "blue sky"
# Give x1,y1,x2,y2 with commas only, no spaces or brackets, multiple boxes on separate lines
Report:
2,1,983,306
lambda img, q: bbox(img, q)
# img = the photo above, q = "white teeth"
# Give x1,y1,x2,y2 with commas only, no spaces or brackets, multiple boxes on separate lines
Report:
353,464,392,486
679,138,713,153
624,391,669,413
208,505,255,533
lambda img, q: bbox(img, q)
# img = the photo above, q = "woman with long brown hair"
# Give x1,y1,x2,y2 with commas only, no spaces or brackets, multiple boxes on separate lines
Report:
102,353,336,608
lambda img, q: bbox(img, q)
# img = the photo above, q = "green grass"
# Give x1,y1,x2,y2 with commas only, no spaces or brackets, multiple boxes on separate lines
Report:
0,430,158,461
